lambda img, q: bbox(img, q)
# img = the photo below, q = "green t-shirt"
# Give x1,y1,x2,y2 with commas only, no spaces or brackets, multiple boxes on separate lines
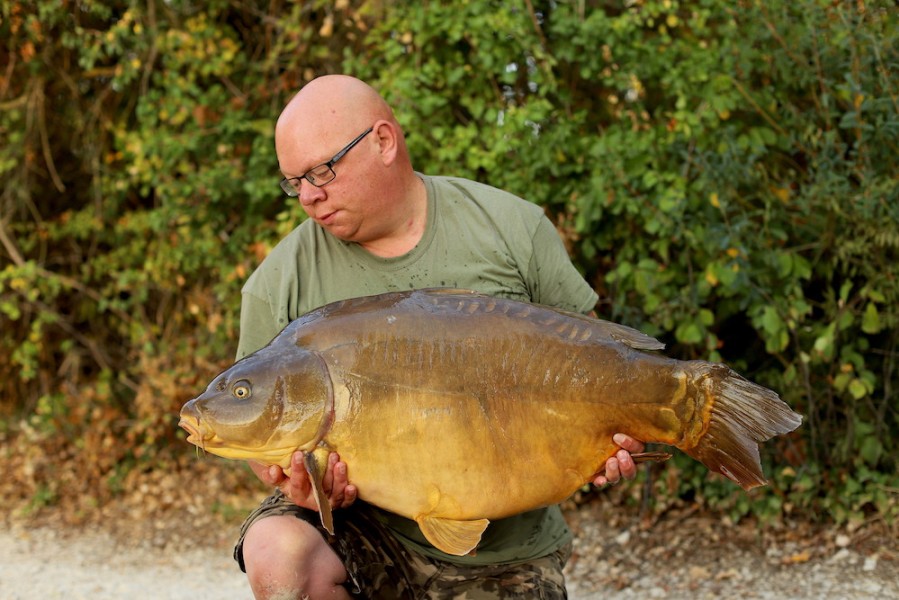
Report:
238,174,598,565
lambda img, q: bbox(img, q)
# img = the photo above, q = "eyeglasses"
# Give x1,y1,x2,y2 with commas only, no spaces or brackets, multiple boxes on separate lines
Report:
279,127,374,196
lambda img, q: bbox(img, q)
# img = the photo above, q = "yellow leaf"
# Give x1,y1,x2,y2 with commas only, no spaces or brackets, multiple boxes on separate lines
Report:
784,551,811,564
319,14,334,38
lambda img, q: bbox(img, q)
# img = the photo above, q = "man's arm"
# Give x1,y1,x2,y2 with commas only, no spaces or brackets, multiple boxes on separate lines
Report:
236,291,284,360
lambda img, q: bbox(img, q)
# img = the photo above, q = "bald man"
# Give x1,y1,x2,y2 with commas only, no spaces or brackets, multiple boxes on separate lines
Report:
233,75,644,599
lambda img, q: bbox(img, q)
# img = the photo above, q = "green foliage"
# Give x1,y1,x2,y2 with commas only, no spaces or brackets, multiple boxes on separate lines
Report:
1,0,896,524
348,0,898,522
0,0,366,509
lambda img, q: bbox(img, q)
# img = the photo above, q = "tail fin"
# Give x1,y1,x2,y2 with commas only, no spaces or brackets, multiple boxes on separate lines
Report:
685,368,803,490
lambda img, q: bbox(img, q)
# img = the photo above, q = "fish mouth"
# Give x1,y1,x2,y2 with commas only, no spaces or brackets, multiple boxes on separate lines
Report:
178,415,211,450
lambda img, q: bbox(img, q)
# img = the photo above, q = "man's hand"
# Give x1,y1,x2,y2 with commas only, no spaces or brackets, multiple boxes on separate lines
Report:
592,433,646,486
249,451,357,511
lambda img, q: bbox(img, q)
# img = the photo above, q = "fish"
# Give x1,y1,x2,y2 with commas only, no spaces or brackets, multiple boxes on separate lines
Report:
179,288,802,556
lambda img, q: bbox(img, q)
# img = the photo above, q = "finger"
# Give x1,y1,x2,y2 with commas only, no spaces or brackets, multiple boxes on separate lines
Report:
322,452,341,495
604,456,621,484
290,451,308,483
269,465,286,485
249,461,283,486
331,484,358,509
332,461,348,489
612,433,646,454
288,452,313,496
616,448,637,479
291,450,305,470
342,484,357,508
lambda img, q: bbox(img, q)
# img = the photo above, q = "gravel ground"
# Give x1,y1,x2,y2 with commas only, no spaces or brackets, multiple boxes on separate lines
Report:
0,525,251,600
2,503,896,600
564,501,899,600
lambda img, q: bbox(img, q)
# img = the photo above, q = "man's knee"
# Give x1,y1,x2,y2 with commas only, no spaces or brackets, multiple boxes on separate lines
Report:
243,515,349,599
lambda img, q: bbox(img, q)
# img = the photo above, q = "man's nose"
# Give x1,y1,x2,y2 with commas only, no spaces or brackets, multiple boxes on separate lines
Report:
298,179,326,206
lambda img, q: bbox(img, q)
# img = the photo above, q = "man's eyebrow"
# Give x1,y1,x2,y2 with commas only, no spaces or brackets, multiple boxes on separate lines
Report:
281,154,322,179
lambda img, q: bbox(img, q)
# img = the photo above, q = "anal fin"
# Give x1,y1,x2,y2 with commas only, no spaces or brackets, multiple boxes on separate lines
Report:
416,515,490,557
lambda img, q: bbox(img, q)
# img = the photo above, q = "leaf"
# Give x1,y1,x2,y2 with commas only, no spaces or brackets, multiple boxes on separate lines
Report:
848,378,868,400
676,322,703,344
861,303,881,334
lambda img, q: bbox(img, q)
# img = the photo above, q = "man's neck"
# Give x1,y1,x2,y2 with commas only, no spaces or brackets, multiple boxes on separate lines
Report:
359,176,427,258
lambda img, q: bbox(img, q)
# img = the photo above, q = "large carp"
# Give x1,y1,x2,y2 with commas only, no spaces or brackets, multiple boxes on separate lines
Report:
179,289,801,556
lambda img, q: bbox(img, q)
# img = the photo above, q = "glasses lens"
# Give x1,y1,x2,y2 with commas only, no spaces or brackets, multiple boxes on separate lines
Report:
306,164,335,187
280,178,301,197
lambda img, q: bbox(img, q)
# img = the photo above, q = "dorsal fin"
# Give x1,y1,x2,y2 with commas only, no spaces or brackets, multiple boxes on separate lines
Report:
415,289,666,351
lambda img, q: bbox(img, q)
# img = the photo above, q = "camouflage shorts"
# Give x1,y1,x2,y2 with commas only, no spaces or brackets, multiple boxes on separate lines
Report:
235,491,572,599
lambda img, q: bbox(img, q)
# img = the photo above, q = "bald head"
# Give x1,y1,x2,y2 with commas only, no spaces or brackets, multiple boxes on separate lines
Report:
277,75,396,144
272,75,425,255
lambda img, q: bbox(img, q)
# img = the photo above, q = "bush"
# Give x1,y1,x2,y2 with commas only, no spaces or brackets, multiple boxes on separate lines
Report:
1,0,896,525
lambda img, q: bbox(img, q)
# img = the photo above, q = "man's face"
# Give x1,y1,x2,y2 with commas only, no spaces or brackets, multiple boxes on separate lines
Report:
277,125,384,244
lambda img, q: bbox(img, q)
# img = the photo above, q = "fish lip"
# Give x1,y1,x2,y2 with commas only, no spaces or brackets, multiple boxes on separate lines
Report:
178,416,207,447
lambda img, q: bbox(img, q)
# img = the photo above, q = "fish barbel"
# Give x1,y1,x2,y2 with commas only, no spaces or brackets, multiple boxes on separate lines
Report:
179,289,802,556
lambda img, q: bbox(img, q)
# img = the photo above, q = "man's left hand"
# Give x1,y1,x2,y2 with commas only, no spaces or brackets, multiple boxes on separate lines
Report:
592,433,645,486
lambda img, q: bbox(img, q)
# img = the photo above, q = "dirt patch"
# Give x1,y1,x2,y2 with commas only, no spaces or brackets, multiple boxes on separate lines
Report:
2,465,896,599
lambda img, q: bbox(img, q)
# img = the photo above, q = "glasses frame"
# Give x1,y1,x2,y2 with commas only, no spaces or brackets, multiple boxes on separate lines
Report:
279,127,374,197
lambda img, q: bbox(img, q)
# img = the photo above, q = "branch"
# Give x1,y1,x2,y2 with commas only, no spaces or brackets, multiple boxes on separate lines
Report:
0,218,25,266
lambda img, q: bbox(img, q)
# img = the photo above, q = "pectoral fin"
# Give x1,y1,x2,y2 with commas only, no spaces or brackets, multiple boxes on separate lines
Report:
415,515,490,557
303,448,334,535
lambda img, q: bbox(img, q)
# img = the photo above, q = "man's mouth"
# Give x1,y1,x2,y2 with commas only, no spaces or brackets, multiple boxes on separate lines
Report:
317,210,338,225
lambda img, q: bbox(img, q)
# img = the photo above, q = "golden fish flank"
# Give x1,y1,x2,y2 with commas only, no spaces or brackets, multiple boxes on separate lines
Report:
180,288,802,557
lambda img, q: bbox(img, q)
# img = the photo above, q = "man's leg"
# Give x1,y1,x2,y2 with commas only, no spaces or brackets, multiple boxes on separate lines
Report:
242,514,350,599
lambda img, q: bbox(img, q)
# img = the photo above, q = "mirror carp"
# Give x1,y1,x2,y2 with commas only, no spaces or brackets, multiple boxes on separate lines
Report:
180,289,802,556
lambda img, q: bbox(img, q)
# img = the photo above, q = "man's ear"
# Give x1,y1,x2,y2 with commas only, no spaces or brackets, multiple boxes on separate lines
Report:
373,120,399,166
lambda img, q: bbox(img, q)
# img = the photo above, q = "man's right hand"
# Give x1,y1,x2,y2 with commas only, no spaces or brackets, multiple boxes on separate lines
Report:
249,451,357,511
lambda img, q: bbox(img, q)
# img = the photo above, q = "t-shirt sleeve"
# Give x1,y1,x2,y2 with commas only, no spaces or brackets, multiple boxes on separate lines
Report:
236,290,282,360
526,216,598,314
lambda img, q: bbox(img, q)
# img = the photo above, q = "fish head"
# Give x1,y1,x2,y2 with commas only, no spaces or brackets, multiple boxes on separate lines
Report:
179,347,334,469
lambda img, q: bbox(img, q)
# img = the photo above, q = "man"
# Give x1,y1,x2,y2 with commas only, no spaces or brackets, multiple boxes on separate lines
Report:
234,74,645,599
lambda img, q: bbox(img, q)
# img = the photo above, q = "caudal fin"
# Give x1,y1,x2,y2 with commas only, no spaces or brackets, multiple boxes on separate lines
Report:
685,368,802,490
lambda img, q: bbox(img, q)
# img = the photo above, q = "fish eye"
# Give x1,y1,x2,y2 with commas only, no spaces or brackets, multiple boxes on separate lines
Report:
232,380,252,400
